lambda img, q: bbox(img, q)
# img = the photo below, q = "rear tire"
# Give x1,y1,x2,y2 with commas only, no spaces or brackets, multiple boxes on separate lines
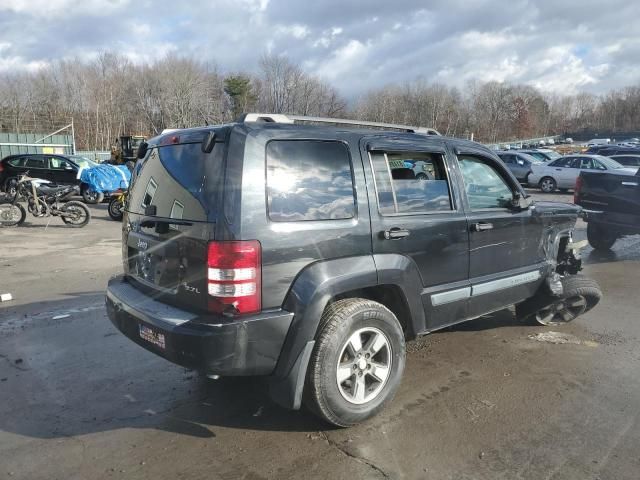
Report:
303,298,406,427
516,274,602,326
81,185,104,204
107,196,124,221
60,200,91,228
587,222,617,250
539,177,557,193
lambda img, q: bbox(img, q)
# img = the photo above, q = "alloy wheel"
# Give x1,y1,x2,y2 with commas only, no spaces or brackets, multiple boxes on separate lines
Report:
540,178,555,192
535,295,588,326
336,327,392,405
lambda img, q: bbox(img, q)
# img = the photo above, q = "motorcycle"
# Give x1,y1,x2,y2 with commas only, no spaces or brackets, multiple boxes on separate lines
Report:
0,173,91,228
107,187,128,221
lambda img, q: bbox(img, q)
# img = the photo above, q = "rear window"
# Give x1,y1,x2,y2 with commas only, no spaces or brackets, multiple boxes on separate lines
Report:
7,157,25,167
128,140,223,221
266,140,356,222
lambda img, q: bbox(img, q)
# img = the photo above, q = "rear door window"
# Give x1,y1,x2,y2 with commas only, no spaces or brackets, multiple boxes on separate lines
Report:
370,151,453,214
551,157,573,168
25,157,47,169
266,140,356,222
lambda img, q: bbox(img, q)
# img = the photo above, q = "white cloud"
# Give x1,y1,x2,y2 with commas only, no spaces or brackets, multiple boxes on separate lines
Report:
314,40,368,81
276,24,309,39
0,0,638,96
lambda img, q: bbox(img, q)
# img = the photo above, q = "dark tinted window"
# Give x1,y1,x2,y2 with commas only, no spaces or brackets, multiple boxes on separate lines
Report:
128,139,223,221
266,140,355,222
612,155,640,166
6,157,25,167
25,157,46,168
458,155,513,209
370,151,453,214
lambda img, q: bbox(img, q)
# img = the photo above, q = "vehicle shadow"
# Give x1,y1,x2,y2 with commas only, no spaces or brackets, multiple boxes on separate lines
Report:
0,293,327,441
437,307,529,333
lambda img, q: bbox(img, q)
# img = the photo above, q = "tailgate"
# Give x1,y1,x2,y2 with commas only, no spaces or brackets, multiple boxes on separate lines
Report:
123,129,227,312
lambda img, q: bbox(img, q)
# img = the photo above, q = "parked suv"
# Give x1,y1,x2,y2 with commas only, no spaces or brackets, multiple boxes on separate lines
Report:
106,114,601,426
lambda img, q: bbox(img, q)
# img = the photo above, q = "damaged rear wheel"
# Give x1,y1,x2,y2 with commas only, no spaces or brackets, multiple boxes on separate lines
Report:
516,275,602,326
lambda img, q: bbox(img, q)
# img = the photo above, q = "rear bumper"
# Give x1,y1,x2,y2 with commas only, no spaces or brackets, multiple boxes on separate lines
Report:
581,210,640,235
106,275,293,376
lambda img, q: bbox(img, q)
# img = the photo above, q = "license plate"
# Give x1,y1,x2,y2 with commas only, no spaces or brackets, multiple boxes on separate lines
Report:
138,324,166,350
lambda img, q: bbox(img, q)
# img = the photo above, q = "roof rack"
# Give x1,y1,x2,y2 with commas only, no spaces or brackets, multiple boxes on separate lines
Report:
241,113,440,136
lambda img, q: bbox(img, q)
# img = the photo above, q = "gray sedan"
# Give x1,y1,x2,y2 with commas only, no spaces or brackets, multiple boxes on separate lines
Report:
528,155,626,192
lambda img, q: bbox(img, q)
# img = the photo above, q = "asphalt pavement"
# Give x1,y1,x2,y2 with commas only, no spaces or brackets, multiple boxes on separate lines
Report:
1,194,639,480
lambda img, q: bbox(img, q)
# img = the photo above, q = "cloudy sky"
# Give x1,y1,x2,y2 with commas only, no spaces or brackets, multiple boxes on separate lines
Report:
0,0,638,97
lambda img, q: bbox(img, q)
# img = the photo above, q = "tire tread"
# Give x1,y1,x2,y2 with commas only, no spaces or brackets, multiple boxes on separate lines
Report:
305,298,404,427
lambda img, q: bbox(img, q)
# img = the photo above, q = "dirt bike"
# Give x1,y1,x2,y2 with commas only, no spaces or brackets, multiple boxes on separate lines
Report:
108,188,128,221
0,173,91,228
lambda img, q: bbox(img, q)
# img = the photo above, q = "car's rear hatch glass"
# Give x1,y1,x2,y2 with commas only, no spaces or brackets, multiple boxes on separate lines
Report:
124,128,226,312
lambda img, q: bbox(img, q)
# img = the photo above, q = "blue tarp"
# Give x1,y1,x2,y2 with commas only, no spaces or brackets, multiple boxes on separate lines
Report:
79,164,130,193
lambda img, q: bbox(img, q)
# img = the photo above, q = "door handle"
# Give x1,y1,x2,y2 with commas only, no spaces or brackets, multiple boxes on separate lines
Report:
555,168,562,171
383,228,410,240
472,222,494,232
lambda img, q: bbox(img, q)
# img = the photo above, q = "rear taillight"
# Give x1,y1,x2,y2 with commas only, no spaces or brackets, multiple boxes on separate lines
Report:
574,175,583,204
207,241,261,315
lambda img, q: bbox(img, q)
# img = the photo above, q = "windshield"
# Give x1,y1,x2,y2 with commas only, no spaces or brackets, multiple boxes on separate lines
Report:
594,155,624,169
520,153,544,164
544,151,562,160
528,152,547,162
69,155,98,169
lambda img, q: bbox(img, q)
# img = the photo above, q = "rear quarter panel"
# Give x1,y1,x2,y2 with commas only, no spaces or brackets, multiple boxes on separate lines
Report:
234,127,373,310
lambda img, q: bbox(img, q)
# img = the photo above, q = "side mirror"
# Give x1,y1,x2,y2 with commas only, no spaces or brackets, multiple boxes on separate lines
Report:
202,131,217,153
64,164,74,170
136,141,149,159
517,160,525,166
511,192,532,211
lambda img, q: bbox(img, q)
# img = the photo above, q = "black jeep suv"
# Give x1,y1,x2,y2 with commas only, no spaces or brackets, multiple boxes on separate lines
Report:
106,114,601,426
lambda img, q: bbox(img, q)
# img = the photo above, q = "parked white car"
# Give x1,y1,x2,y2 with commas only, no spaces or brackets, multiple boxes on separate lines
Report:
528,155,626,192
587,138,611,146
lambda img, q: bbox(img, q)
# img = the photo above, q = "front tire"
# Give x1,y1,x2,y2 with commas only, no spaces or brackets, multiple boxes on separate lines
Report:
304,298,406,427
539,177,557,193
516,275,602,326
587,222,617,250
81,185,104,204
0,202,26,227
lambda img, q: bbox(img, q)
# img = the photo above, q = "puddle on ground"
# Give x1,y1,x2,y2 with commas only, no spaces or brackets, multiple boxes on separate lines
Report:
528,331,598,347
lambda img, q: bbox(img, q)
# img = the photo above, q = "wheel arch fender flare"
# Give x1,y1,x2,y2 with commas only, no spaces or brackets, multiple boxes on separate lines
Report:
268,254,425,410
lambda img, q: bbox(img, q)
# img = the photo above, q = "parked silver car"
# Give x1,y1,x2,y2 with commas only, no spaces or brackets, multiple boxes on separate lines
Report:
528,155,626,192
